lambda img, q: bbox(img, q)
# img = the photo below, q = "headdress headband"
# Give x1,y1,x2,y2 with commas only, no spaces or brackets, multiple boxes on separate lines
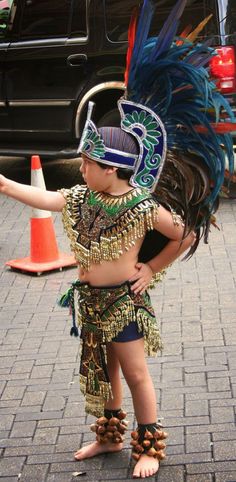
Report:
78,99,167,191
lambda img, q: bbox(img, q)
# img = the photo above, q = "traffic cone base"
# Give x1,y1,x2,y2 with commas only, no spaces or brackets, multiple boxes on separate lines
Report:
6,253,76,275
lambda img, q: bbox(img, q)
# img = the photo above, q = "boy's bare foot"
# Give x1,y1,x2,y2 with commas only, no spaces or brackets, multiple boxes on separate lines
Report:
74,441,123,460
133,454,159,478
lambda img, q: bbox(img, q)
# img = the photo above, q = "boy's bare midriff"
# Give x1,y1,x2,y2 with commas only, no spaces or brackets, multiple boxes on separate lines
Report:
78,238,144,287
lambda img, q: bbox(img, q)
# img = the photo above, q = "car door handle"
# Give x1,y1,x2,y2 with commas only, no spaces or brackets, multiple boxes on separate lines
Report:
67,54,87,67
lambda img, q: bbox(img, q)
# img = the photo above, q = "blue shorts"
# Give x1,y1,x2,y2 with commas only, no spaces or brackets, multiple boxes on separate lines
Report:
112,321,144,342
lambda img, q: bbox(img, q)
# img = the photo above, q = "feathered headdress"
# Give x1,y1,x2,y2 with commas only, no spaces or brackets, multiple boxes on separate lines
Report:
79,0,235,254
124,0,235,253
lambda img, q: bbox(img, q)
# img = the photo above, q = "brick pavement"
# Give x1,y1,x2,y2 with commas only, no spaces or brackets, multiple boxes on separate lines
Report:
0,191,236,482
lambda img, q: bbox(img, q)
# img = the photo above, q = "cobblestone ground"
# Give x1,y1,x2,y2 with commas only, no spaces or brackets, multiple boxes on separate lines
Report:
0,174,236,481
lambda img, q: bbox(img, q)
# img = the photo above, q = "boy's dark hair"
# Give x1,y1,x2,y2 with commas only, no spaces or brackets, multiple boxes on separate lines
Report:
97,126,138,181
97,161,133,180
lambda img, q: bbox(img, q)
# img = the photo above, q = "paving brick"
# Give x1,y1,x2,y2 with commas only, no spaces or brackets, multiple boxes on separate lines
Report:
33,427,59,445
186,476,213,482
165,452,212,465
186,423,235,435
185,400,209,417
0,456,25,477
30,365,54,379
43,395,66,411
11,360,34,374
157,466,185,482
187,461,236,474
207,378,231,392
21,390,46,406
27,453,73,464
215,472,236,482
4,445,55,457
213,440,236,461
10,420,36,438
210,406,235,424
212,431,236,442
184,347,204,361
161,394,184,410
15,411,63,422
1,385,26,400
20,463,49,481
186,433,211,453
184,372,206,387
0,414,14,431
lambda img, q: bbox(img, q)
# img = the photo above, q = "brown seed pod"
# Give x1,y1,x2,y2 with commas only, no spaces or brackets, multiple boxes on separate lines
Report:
107,425,116,432
109,417,120,426
106,431,114,439
97,426,106,434
154,440,166,450
117,423,126,434
121,420,129,426
153,429,163,439
132,452,140,461
97,416,108,425
101,436,109,444
144,430,153,440
142,440,151,448
130,439,138,447
117,410,127,420
156,450,166,460
146,447,157,457
131,430,139,440
90,423,97,433
135,444,144,454
114,436,122,443
162,431,168,439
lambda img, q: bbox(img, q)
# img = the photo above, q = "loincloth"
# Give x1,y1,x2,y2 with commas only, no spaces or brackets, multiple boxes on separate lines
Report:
59,280,162,416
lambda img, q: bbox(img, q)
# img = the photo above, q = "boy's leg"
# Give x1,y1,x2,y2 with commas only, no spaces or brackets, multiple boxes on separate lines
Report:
111,338,162,478
74,343,124,460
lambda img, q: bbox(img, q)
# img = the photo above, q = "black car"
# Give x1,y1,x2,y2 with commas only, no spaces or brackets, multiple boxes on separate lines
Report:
0,0,235,159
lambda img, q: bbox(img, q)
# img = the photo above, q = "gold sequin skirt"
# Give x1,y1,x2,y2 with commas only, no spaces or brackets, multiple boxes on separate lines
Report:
69,280,162,416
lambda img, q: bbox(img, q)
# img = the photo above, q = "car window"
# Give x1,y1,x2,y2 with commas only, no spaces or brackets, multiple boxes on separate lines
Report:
69,0,87,39
105,0,219,43
19,0,71,40
225,0,236,37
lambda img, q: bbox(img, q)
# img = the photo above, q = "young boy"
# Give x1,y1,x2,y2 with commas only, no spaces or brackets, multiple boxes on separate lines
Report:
1,0,235,477
0,128,194,478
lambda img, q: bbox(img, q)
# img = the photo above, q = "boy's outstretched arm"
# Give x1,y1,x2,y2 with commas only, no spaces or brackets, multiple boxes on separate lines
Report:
130,204,196,294
0,174,66,212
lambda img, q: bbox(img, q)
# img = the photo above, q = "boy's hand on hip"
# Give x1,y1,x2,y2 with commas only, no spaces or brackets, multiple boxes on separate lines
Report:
129,263,153,294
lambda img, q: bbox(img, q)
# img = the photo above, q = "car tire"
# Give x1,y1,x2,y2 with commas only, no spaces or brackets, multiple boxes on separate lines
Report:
97,108,120,128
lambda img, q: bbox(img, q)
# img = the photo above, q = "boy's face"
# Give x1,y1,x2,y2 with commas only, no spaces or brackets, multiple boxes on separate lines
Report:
80,155,116,191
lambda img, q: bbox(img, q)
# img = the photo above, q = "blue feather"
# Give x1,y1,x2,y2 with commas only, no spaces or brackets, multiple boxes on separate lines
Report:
150,0,187,60
125,0,235,234
128,0,155,89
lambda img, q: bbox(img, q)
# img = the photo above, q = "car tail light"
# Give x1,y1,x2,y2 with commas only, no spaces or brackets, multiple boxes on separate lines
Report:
209,46,236,94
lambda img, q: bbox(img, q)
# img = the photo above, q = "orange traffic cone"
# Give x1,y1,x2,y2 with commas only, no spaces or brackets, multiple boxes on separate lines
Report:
6,155,76,275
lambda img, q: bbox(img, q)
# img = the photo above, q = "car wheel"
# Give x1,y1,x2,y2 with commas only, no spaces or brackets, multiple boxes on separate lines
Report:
97,108,120,127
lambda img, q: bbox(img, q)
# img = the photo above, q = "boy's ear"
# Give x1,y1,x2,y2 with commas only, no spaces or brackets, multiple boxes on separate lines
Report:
105,166,118,175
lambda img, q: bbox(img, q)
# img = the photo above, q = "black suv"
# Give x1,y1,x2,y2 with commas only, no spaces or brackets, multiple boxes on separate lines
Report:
0,0,235,159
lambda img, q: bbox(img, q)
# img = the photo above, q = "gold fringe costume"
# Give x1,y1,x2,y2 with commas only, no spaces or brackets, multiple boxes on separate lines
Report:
59,184,167,416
